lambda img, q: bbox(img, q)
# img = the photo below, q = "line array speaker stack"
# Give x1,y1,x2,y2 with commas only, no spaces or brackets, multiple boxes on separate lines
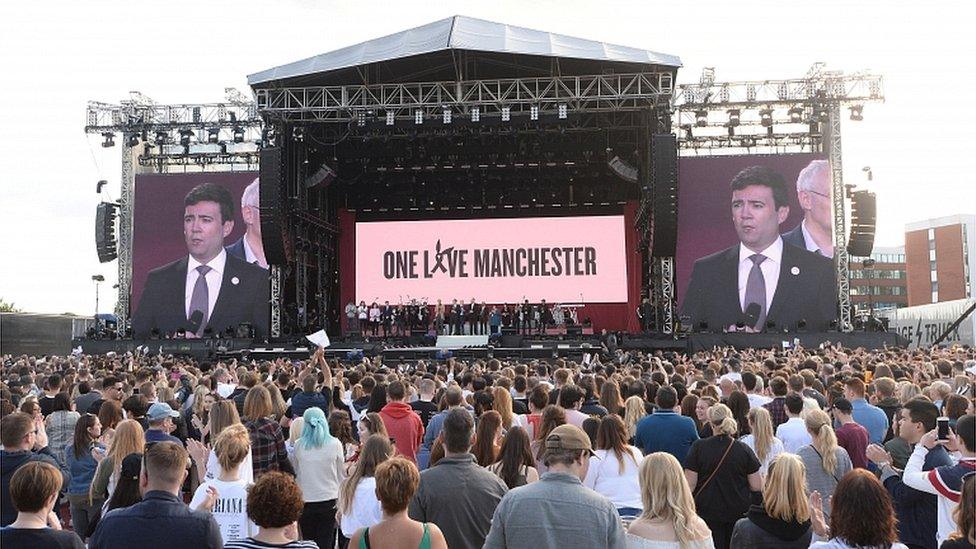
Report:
650,134,678,257
259,147,290,264
847,190,876,257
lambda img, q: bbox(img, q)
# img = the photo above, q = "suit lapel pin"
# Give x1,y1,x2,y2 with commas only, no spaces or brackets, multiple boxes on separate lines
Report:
790,266,800,276
231,276,240,285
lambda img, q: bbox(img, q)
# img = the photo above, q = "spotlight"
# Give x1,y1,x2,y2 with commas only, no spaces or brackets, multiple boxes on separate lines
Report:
681,124,693,140
788,106,804,123
178,129,194,147
233,126,245,143
727,109,740,127
759,108,774,127
414,110,423,125
849,104,864,121
470,107,480,122
741,136,756,148
694,110,708,127
357,111,367,127
125,133,140,147
558,104,567,119
501,107,511,122
442,109,451,124
192,107,201,123
386,111,395,126
292,127,304,141
530,105,539,121
101,132,115,148
207,128,220,144
154,131,168,145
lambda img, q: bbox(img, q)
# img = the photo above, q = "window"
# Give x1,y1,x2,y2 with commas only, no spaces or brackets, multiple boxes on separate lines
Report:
932,281,939,292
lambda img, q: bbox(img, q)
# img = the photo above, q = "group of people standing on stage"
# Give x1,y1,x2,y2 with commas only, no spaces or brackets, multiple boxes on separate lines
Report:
345,299,564,337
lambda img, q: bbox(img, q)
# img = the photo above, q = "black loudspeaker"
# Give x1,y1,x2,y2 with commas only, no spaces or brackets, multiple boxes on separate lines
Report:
566,325,583,337
847,190,876,257
501,334,523,348
95,202,118,263
650,134,678,258
259,147,290,264
501,327,517,335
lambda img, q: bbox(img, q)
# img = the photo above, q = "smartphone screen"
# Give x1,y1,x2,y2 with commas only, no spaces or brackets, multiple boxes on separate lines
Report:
937,417,950,441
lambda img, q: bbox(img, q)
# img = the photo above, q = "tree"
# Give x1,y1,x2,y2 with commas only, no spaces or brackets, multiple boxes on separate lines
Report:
0,298,23,313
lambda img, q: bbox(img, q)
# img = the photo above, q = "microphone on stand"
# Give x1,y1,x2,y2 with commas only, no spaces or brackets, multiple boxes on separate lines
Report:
744,303,762,332
187,310,205,336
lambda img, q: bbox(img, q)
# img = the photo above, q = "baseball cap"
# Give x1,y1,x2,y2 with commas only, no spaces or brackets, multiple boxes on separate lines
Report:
832,398,853,414
146,402,180,422
545,424,595,456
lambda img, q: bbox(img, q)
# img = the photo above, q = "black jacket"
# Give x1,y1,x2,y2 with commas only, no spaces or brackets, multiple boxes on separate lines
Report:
1,447,70,526
89,490,222,549
730,503,812,549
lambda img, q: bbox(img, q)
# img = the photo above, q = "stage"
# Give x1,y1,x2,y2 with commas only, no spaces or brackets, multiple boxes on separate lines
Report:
73,331,907,361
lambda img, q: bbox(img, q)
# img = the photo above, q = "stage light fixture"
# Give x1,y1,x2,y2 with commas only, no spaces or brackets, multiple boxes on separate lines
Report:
233,126,245,143
292,127,304,141
681,123,693,140
530,105,539,121
126,133,140,147
101,132,115,148
727,109,740,127
414,110,423,125
207,128,220,144
179,129,193,147
558,104,567,119
386,111,395,125
759,108,774,127
694,110,708,127
192,107,201,123
442,109,451,124
470,107,480,123
741,136,756,148
154,131,167,145
849,104,864,121
501,107,511,122
746,84,757,102
357,111,367,127
788,106,804,123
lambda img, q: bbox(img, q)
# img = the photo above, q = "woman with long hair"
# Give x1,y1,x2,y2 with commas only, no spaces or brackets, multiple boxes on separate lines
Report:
600,381,626,417
262,381,288,421
486,426,539,488
366,384,388,414
472,410,503,467
730,453,812,548
45,392,79,465
624,395,648,443
942,474,975,549
796,409,852,520
583,414,643,522
739,407,785,477
244,385,294,476
627,452,714,548
288,407,345,549
492,386,524,431
338,434,395,548
695,396,717,438
809,469,906,549
97,399,123,447
684,404,762,549
90,419,145,504
185,385,214,441
329,409,358,460
726,391,751,437
66,413,104,539
681,394,702,432
531,405,566,473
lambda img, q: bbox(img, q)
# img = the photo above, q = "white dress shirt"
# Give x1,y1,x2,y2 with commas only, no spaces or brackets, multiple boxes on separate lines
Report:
185,249,226,320
242,237,268,268
776,416,813,453
800,220,822,254
738,237,783,312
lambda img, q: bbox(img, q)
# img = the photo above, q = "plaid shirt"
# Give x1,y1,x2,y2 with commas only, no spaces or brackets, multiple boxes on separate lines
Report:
245,417,294,477
763,397,787,430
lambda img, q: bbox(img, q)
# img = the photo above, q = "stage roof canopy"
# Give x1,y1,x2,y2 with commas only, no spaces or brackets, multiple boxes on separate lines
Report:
248,15,682,88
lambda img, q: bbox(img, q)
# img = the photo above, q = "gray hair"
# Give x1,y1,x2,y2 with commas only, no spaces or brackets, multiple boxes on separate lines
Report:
241,178,259,208
796,159,830,193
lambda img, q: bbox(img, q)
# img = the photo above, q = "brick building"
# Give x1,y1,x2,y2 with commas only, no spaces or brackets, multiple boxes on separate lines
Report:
850,246,907,313
904,214,975,306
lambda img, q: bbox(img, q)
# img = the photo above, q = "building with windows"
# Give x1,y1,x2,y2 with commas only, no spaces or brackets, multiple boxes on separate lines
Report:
904,214,975,306
850,246,907,313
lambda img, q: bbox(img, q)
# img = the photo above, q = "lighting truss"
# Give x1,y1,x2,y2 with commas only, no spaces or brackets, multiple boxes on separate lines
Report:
254,72,674,122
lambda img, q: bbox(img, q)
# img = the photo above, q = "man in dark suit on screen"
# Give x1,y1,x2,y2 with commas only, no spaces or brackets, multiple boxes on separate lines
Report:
132,183,270,339
781,159,835,258
224,177,268,269
681,166,837,333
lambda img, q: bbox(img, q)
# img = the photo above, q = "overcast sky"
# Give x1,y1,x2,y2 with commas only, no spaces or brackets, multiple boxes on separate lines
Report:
1,0,973,316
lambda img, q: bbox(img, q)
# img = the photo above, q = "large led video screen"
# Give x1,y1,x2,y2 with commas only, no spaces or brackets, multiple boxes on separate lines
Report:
355,215,628,304
676,154,839,331
130,172,269,338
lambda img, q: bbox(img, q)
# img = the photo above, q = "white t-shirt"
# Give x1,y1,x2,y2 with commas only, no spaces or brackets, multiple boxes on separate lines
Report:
582,446,644,509
747,393,772,409
339,476,383,538
739,434,786,477
776,417,813,453
216,382,237,399
189,478,255,543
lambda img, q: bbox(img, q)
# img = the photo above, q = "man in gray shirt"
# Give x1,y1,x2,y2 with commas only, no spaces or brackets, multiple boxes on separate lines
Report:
483,423,627,549
408,408,508,549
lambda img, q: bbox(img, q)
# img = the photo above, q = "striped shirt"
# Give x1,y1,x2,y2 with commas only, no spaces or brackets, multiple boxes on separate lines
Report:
224,538,319,548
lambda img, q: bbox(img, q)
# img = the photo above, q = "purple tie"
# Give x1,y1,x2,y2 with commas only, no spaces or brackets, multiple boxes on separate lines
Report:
189,265,212,335
744,254,767,330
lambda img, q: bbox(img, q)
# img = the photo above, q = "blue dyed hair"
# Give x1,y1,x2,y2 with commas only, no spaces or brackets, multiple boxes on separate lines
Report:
297,407,333,449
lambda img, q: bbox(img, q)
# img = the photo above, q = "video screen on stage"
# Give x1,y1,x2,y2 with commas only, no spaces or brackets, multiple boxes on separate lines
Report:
676,154,839,332
355,215,628,304
130,172,270,338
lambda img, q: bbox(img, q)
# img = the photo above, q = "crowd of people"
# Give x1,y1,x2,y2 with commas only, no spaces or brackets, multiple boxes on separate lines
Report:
0,342,974,549
344,298,574,337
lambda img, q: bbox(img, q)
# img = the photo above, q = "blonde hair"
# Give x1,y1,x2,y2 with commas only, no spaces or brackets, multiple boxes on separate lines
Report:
209,400,242,440
191,386,210,418
805,409,838,475
898,381,921,404
243,385,273,421
492,387,515,430
288,416,305,446
707,403,738,437
747,407,775,462
214,424,250,472
623,396,647,439
637,453,709,545
91,419,144,503
763,453,810,523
